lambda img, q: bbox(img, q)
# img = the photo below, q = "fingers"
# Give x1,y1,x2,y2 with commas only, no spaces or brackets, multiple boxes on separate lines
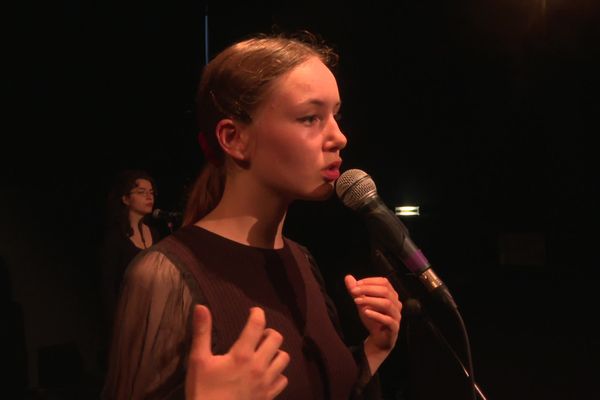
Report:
353,276,393,286
187,306,288,400
354,296,402,319
346,275,402,326
262,347,290,389
232,308,289,396
359,308,400,330
351,284,392,299
347,276,398,301
230,307,267,361
267,374,289,399
344,274,357,292
190,304,213,362
254,328,289,387
254,329,283,367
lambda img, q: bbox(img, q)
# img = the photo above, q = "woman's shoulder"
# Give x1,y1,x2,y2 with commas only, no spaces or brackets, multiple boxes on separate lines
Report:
283,237,316,264
123,246,183,288
123,231,208,307
283,236,309,252
126,230,205,282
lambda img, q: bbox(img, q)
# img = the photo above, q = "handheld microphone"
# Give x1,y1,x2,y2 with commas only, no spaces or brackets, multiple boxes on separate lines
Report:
335,169,456,308
152,209,182,220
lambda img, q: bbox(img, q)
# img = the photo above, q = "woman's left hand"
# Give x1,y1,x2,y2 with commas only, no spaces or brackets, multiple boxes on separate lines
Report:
345,275,402,352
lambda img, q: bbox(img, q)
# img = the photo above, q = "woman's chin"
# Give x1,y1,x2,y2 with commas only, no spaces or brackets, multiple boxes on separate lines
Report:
302,183,335,201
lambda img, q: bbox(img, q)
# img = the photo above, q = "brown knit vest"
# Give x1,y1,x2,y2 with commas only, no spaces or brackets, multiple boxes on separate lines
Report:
156,226,358,399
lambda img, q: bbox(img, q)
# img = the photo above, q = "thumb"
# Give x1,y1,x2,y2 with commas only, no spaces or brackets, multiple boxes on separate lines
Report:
344,274,357,294
190,304,213,360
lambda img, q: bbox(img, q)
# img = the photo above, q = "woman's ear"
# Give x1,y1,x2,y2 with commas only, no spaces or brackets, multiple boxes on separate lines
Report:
121,195,130,207
215,119,251,164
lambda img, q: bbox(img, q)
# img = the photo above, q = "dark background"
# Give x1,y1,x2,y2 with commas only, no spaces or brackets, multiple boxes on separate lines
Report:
3,0,599,399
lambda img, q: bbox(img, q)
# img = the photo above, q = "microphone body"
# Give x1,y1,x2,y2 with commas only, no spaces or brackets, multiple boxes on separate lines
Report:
152,209,182,220
336,169,456,308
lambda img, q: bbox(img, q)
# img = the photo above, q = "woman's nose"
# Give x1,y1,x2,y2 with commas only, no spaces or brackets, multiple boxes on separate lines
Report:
325,117,347,151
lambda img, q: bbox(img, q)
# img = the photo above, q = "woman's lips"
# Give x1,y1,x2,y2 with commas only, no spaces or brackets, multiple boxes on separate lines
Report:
322,160,342,181
322,169,340,181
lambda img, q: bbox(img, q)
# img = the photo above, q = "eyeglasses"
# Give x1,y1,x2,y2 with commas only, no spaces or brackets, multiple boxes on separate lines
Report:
129,189,155,197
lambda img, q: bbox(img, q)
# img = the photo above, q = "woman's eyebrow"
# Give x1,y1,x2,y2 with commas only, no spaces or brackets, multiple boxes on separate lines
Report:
296,98,342,109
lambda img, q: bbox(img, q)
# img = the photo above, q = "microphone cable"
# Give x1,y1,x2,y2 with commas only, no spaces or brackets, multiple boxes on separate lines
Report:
374,248,486,400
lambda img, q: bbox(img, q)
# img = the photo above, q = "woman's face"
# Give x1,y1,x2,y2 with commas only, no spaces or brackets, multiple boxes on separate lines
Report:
243,56,347,202
122,179,154,216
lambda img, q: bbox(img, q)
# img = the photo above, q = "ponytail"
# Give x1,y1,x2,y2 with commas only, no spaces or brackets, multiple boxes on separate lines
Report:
182,163,225,226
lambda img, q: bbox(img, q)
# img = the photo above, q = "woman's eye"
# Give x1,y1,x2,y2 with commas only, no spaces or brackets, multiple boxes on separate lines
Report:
299,115,319,125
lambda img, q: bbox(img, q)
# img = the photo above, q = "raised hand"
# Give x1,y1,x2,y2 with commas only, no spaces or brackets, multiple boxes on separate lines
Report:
345,275,402,371
186,305,289,400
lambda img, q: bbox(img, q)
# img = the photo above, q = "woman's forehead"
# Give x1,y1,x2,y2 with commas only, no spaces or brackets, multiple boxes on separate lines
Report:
268,58,340,106
135,179,152,187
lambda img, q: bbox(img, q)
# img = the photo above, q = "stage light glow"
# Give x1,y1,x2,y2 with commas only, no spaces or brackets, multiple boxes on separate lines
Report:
395,206,420,216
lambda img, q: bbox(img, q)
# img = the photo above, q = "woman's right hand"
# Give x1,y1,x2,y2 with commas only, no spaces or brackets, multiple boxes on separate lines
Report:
185,305,289,400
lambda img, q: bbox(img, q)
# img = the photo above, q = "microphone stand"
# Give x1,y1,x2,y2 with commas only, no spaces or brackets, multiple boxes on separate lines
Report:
373,249,488,400
409,300,488,400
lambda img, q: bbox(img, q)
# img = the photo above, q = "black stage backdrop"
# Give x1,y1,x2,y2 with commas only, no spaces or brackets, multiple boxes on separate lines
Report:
3,1,599,399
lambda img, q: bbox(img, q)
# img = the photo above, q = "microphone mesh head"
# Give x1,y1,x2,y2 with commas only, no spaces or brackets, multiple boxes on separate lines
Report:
335,169,377,210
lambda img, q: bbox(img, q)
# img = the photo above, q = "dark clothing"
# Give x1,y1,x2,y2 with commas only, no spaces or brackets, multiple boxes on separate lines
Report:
102,225,379,399
100,223,161,325
173,226,358,399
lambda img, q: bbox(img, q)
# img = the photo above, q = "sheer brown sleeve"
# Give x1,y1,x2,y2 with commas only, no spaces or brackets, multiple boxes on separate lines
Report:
102,250,194,400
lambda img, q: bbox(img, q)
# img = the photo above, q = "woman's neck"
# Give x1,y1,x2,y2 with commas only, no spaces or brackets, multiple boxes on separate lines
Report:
196,177,288,249
127,210,151,249
129,211,145,230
